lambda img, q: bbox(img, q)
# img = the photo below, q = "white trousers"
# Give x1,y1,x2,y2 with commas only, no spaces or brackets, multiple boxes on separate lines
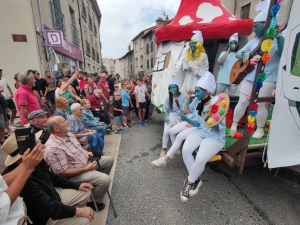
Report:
233,80,276,127
162,113,180,148
216,83,238,95
182,132,223,183
167,122,197,157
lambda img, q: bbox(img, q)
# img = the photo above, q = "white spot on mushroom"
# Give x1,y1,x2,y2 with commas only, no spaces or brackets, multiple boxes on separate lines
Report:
178,16,194,25
196,3,223,23
229,17,237,20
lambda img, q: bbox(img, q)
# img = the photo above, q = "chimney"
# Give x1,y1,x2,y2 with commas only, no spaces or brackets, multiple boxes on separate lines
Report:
166,15,169,21
128,45,131,52
156,17,165,26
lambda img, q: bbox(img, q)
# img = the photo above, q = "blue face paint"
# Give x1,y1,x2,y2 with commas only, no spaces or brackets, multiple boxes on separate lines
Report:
229,41,237,52
253,22,265,37
195,87,205,100
190,41,197,52
169,84,178,96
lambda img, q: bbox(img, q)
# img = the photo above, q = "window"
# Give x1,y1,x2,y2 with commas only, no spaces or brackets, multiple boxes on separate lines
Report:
147,59,149,69
135,42,138,52
291,32,300,77
240,3,251,19
140,55,143,68
129,54,132,61
151,58,154,68
146,44,149,54
135,57,138,67
149,32,153,41
141,39,144,49
150,42,153,53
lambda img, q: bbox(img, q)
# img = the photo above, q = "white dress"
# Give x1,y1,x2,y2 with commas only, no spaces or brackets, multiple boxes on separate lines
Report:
181,53,209,92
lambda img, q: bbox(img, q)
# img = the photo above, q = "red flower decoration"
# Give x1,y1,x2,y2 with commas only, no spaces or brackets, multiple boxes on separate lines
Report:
250,103,258,111
247,127,254,134
210,104,218,113
175,99,179,103
153,84,157,88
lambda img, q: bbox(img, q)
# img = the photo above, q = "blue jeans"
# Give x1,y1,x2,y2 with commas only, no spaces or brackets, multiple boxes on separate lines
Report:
86,124,108,137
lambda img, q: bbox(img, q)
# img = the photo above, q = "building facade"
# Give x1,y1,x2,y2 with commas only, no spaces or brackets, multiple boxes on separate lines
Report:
0,0,102,90
142,30,156,77
102,57,116,75
117,46,134,79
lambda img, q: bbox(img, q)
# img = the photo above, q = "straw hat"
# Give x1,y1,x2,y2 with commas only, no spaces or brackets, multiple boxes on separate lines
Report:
1,130,43,166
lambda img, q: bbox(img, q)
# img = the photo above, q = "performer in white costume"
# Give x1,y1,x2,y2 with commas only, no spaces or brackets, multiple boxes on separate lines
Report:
152,70,216,168
230,0,285,139
179,73,226,203
160,77,186,158
216,33,239,95
181,31,209,92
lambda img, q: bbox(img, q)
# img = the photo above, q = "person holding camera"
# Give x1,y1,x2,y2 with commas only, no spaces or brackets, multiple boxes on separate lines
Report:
44,116,114,212
1,136,95,224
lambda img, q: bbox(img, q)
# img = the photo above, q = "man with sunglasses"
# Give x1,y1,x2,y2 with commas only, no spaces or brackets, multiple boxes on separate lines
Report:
14,70,41,125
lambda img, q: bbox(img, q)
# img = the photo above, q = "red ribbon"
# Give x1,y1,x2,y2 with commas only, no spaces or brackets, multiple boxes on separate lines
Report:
247,127,255,134
250,103,258,111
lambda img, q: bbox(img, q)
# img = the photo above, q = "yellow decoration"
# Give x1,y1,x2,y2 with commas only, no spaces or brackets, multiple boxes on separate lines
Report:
261,39,273,52
171,73,176,77
221,100,227,107
187,40,206,61
248,115,256,122
207,118,213,125
264,120,271,132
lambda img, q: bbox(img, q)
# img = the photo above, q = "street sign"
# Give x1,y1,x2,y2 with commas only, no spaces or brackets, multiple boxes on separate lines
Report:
45,30,64,47
12,34,27,42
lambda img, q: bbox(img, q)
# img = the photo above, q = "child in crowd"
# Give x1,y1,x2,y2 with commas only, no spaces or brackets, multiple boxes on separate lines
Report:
127,85,134,123
114,84,119,92
134,78,150,127
121,83,133,128
113,91,123,134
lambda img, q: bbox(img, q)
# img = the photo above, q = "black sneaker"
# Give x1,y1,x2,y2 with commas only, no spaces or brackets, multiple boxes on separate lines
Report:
180,179,191,203
87,202,105,211
189,178,202,197
127,124,131,127
128,120,131,123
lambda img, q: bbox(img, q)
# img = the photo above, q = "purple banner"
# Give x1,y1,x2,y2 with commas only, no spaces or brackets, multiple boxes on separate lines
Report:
44,25,83,62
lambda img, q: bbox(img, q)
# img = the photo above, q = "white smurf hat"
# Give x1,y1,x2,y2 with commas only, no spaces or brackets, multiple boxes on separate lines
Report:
169,73,178,86
229,33,238,42
196,70,216,94
191,30,203,44
254,0,270,23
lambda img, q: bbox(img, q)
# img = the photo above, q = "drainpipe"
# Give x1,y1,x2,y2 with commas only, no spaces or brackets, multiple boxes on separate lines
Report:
37,0,51,74
77,0,86,70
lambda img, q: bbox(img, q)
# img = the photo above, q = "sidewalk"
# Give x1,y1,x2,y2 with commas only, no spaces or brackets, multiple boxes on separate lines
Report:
92,133,121,225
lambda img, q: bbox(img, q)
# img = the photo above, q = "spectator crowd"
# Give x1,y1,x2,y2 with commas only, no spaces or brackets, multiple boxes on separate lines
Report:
0,67,153,224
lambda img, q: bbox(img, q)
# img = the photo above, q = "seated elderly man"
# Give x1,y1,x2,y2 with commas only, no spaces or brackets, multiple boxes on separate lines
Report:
44,116,114,211
1,139,95,225
68,103,96,142
28,109,48,132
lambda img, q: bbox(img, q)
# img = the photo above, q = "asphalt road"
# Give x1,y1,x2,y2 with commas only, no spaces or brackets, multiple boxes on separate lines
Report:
106,112,300,225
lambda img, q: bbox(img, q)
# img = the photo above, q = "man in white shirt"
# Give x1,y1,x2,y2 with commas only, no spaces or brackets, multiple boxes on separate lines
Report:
134,78,150,127
0,69,17,126
0,143,44,224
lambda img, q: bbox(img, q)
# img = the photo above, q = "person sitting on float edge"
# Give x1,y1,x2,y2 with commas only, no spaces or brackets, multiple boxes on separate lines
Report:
44,116,114,212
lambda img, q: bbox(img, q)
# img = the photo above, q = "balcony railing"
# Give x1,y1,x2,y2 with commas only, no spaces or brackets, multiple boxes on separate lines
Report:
89,15,93,30
71,24,80,47
50,2,66,36
86,41,91,56
92,48,95,60
82,3,87,19
96,53,100,63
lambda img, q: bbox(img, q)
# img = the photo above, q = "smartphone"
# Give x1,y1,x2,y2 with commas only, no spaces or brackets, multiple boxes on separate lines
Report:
15,127,36,155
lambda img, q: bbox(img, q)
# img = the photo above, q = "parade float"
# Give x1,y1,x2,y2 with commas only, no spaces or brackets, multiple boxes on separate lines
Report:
153,0,300,174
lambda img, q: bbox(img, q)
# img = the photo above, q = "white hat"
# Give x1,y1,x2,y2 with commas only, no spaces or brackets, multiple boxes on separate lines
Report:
191,30,203,44
169,77,178,86
254,0,270,22
196,70,216,94
229,33,238,42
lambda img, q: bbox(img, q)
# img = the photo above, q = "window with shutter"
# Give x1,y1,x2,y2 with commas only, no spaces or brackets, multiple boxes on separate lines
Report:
151,58,154,68
240,3,251,19
150,42,153,52
147,59,149,69
146,44,149,54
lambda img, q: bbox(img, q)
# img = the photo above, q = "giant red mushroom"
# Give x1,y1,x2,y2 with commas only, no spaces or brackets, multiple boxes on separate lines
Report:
155,0,253,45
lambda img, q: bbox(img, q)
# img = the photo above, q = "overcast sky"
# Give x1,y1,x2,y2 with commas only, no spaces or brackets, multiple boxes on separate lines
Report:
97,0,180,59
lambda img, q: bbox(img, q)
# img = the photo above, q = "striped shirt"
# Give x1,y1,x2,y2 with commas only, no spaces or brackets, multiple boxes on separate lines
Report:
44,132,89,174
